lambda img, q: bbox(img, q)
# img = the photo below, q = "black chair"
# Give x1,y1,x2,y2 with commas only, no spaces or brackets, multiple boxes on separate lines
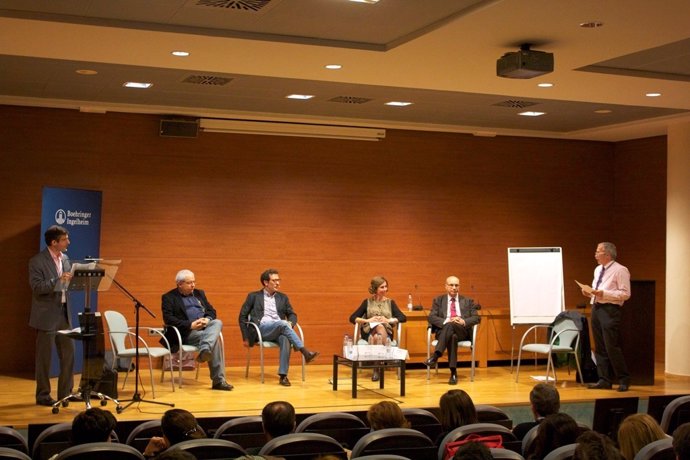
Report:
633,438,675,460
521,424,539,458
170,438,247,459
660,395,690,434
31,423,73,460
259,432,347,460
401,408,443,442
295,411,370,450
0,447,31,460
352,455,411,460
438,423,521,460
124,420,163,453
0,427,28,455
351,428,436,460
647,395,689,424
212,415,265,451
476,405,513,429
490,448,526,460
53,442,144,460
542,444,577,460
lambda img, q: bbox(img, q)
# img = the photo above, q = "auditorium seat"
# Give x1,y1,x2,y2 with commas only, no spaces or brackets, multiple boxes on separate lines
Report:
660,395,690,434
125,420,162,453
169,438,247,459
401,408,443,441
351,428,436,460
476,405,513,429
259,432,347,459
542,444,577,460
295,411,369,450
0,447,31,460
438,423,521,460
490,447,526,460
633,438,675,460
212,415,265,451
0,427,28,455
53,442,144,460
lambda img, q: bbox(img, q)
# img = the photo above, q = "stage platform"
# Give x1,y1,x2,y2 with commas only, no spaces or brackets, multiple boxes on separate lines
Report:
2,362,689,430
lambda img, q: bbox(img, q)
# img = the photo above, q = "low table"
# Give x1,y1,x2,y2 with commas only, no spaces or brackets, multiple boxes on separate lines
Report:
332,353,406,398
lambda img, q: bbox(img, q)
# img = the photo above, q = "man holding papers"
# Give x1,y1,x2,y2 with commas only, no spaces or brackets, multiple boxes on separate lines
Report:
582,242,631,392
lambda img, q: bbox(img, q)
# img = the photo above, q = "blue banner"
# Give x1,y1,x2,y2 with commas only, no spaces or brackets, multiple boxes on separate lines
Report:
41,187,102,375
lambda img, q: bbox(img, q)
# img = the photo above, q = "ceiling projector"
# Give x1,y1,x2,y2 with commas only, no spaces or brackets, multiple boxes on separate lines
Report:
497,45,554,79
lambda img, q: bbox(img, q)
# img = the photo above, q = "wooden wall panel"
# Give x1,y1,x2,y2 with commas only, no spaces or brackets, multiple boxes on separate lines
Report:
1,106,666,373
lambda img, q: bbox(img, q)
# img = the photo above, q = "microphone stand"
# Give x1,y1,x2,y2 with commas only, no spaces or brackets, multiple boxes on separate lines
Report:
109,277,174,413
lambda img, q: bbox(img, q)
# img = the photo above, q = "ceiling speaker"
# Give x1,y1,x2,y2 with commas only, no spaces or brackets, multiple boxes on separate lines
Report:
160,118,199,138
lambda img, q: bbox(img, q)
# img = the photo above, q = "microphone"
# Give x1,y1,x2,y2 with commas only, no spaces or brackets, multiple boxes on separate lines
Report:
413,284,424,310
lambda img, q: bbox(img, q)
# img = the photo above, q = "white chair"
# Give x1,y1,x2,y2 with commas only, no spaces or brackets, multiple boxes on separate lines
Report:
103,310,175,398
426,323,478,381
514,316,583,384
244,317,306,383
164,325,225,388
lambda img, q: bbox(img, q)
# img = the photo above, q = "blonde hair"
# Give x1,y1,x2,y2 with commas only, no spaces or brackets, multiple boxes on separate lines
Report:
617,413,666,460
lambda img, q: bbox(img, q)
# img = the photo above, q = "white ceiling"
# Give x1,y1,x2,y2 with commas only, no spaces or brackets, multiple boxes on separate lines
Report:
1,0,689,141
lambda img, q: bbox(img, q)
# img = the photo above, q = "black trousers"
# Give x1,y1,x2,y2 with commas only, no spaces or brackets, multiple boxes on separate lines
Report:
591,303,630,384
433,323,471,368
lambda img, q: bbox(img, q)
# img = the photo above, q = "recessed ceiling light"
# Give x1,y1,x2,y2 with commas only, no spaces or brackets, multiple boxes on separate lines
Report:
123,82,153,89
286,94,314,100
580,21,604,28
518,111,545,117
594,109,613,114
537,82,554,88
385,101,413,107
75,69,98,76
349,0,379,3
171,51,190,57
325,64,342,70
645,92,662,97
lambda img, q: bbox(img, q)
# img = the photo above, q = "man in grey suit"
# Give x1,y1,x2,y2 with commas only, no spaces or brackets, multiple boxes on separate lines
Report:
424,275,481,385
239,269,319,387
29,225,75,406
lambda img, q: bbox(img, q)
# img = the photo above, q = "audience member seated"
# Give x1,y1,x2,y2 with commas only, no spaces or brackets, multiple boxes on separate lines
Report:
437,389,479,446
617,414,668,460
367,401,411,431
513,384,561,441
525,413,580,460
245,401,297,455
573,431,623,460
48,407,117,460
672,423,690,460
143,409,206,459
453,441,494,460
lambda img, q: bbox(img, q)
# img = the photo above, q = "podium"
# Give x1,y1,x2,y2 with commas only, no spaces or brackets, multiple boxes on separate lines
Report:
51,261,122,414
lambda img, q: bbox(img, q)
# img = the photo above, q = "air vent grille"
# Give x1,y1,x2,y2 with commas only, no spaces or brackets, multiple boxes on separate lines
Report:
329,96,373,104
182,75,233,86
493,100,538,108
193,0,273,11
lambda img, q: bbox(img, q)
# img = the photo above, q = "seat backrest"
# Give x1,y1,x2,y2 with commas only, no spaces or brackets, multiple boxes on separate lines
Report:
551,318,579,349
490,447,526,460
171,438,247,459
259,432,347,459
212,415,265,450
522,424,540,457
401,408,443,441
296,412,369,449
542,443,577,460
476,405,513,429
31,423,72,460
351,428,436,460
125,420,163,453
647,395,689,424
633,438,675,460
0,447,31,460
0,427,28,454
104,310,130,353
439,423,519,460
54,442,144,460
660,395,690,434
352,455,412,460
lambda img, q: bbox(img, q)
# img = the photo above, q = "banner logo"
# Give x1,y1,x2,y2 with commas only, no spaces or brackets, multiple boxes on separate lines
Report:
55,209,67,225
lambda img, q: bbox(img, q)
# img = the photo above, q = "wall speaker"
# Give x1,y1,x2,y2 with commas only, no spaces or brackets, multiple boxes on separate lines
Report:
160,118,199,138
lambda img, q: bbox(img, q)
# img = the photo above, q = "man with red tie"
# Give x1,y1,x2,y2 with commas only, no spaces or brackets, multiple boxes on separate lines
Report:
424,276,481,385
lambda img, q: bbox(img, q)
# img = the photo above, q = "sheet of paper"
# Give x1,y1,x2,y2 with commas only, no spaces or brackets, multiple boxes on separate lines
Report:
575,280,594,295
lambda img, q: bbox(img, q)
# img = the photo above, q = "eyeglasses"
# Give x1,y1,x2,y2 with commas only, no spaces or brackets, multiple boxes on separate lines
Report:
184,426,199,438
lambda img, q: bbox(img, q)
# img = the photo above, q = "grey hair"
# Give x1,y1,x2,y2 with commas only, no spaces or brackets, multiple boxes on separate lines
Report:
600,242,617,260
175,269,194,284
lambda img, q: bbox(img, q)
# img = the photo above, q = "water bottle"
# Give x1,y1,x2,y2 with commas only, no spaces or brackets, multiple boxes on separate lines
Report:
407,293,414,311
343,334,350,357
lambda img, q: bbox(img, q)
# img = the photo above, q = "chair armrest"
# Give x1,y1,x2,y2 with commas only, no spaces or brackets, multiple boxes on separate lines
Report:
294,322,304,342
245,321,263,347
143,327,173,350
549,328,580,348
518,324,549,349
164,325,184,350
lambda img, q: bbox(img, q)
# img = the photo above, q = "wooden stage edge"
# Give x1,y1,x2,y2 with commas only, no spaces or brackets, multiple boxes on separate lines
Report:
2,362,689,429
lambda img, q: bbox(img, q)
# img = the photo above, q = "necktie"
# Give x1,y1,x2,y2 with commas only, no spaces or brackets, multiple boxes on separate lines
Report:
595,265,606,289
450,297,458,318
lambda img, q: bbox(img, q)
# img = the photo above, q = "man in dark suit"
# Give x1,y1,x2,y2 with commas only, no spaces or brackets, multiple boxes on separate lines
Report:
424,275,481,385
29,225,75,406
162,269,233,391
239,269,319,387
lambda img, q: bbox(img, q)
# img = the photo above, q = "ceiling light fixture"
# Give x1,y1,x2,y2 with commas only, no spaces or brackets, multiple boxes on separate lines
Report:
171,51,190,57
385,101,413,107
199,119,385,141
123,82,153,89
645,92,662,97
75,69,98,76
518,111,545,117
286,94,314,100
580,21,604,28
325,64,342,70
348,0,380,3
594,109,613,114
537,82,554,88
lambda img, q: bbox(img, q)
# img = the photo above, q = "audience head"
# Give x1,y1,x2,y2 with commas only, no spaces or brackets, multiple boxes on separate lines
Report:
262,400,296,439
617,413,667,460
439,389,478,432
71,408,117,445
453,441,493,460
530,383,561,419
367,401,410,430
672,422,690,460
161,409,206,446
527,412,580,460
574,431,623,460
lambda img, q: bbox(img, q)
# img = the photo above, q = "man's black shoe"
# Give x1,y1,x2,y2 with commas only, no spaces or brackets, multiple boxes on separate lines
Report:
448,374,458,385
587,380,612,389
617,383,630,392
371,369,380,382
279,376,292,387
212,381,234,391
304,351,319,364
424,355,439,367
197,349,212,363
37,398,58,407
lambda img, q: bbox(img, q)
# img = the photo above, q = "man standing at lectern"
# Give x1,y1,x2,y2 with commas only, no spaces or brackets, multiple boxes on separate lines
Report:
162,269,233,391
29,225,75,406
583,242,631,392
424,275,481,385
